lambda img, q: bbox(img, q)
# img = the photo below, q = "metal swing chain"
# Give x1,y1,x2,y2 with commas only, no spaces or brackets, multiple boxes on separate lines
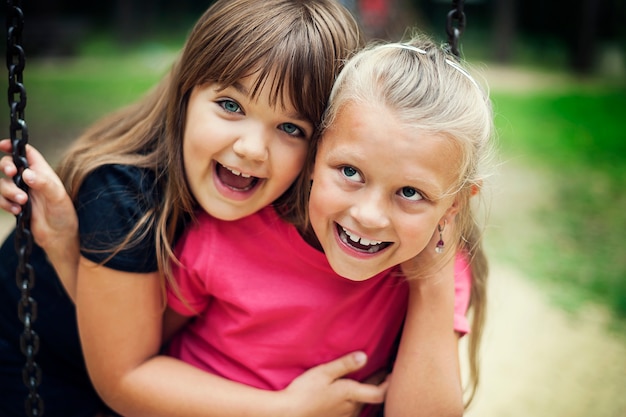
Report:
6,1,44,416
445,0,466,58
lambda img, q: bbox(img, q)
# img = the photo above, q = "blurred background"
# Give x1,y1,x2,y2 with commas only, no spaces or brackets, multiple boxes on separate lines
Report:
1,1,625,416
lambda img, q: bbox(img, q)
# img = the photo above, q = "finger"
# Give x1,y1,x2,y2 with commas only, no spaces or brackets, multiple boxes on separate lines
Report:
0,194,23,214
0,139,12,153
16,145,67,204
362,369,388,386
0,155,18,177
315,351,368,381
0,177,28,211
338,379,386,405
25,167,69,207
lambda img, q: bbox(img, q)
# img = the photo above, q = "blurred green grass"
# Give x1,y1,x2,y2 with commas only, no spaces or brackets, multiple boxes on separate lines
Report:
2,35,179,149
2,35,625,322
491,86,626,320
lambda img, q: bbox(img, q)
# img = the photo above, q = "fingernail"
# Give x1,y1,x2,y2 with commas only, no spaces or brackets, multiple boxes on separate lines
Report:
15,193,27,204
353,351,367,365
23,170,34,182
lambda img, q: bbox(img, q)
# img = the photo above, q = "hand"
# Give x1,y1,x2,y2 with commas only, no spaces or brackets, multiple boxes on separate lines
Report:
282,351,387,417
0,139,78,250
1,139,79,299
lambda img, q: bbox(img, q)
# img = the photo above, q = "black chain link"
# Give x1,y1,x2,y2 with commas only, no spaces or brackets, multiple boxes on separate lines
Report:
445,0,466,58
6,1,44,416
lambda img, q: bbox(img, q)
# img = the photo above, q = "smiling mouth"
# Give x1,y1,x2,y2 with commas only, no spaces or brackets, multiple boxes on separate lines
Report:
216,163,260,191
336,224,391,254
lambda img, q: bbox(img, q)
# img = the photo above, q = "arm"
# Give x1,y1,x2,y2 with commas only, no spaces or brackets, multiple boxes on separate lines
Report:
384,256,464,417
76,258,386,417
0,139,79,299
384,223,465,417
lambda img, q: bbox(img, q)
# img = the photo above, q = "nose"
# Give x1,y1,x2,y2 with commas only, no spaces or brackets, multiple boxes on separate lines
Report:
349,189,390,229
232,128,270,162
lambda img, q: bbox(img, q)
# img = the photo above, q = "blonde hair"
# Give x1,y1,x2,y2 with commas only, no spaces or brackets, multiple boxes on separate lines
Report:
288,33,495,407
55,0,362,293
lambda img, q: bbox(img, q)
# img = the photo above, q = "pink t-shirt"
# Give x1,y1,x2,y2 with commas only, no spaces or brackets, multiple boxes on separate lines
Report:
167,206,471,390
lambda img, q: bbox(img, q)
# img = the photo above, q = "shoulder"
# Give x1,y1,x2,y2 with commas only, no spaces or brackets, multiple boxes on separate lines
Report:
79,164,157,198
77,164,160,272
77,164,159,216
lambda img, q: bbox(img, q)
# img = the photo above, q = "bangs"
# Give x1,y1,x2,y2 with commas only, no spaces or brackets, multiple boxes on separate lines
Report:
203,26,329,130
178,0,358,132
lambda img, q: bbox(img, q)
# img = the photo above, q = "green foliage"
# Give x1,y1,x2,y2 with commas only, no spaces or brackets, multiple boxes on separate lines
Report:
492,86,626,319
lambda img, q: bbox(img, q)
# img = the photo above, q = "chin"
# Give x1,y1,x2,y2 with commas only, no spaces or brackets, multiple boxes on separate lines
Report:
331,263,379,282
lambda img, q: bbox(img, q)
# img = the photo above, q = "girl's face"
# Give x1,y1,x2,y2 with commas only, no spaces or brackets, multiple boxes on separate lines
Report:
183,74,313,220
309,102,461,281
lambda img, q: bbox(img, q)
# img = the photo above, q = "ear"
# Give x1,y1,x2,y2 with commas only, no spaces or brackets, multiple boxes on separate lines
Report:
470,179,483,197
440,195,463,226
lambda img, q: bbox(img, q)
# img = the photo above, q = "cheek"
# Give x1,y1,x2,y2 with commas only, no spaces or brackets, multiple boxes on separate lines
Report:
398,220,436,257
308,174,336,227
277,145,308,182
308,183,325,222
309,169,337,207
182,133,202,181
182,122,203,167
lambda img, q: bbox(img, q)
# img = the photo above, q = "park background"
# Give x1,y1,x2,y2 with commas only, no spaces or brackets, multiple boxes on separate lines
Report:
1,0,625,416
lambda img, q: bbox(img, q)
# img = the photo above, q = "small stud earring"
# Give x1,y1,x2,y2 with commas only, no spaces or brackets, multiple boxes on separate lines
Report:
435,220,446,254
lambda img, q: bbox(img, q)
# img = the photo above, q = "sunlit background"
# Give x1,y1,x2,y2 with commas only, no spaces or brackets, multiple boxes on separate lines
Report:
1,1,625,416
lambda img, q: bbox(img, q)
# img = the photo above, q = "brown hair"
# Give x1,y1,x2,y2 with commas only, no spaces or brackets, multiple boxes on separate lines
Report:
56,0,362,291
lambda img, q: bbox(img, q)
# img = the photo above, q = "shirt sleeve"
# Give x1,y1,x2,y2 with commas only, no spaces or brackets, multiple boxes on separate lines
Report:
453,251,472,336
76,165,159,273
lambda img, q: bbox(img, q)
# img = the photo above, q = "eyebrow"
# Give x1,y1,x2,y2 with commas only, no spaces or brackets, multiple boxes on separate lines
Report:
231,80,250,96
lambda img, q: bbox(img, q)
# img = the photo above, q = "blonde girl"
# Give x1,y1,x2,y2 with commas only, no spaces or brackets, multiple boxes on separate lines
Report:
286,33,494,413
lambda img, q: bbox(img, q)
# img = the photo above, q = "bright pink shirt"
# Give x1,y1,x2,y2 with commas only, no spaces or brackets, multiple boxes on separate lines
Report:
167,206,471,391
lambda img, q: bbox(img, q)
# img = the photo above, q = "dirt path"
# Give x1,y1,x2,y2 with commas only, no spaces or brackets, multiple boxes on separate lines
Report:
462,159,626,417
464,263,626,417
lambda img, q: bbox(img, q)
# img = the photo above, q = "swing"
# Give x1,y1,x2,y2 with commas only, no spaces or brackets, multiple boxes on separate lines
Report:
5,1,467,416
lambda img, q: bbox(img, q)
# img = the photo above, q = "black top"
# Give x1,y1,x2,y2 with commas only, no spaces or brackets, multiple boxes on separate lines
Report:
0,164,161,417
77,164,160,272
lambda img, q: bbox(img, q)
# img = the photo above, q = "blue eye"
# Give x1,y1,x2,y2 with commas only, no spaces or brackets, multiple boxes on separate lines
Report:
280,122,303,138
399,187,423,201
341,166,362,181
219,99,242,113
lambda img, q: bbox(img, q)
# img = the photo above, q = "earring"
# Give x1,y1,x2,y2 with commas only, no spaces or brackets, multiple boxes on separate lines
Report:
435,220,446,254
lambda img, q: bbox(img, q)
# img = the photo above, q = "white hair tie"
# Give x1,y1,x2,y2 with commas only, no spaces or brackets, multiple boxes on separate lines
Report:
378,43,481,92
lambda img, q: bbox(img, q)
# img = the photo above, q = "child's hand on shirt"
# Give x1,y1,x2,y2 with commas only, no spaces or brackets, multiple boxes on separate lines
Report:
281,351,387,417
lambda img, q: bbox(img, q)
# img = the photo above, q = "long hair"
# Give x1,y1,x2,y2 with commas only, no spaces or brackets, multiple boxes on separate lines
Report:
288,33,496,407
55,0,362,293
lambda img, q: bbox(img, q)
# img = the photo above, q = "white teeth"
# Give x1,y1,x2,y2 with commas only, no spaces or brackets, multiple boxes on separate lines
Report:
342,227,382,246
225,166,251,178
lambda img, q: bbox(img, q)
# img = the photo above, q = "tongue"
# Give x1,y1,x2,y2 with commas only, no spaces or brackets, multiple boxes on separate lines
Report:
217,165,256,190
